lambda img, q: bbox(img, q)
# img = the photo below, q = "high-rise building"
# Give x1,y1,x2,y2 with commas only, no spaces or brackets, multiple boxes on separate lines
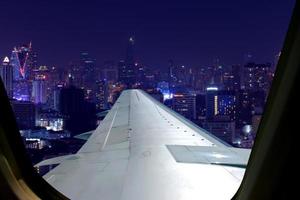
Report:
53,84,64,111
59,86,85,116
32,75,47,104
118,37,136,87
81,52,96,87
205,86,219,120
196,93,206,122
172,88,196,120
0,57,13,98
216,91,236,121
11,43,32,80
235,90,253,129
31,66,51,104
243,62,271,92
204,86,237,145
11,100,36,130
10,43,35,101
205,87,236,121
95,80,109,110
79,52,97,101
59,85,96,135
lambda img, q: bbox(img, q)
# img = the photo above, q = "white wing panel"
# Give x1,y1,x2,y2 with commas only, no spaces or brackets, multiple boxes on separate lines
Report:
42,89,249,200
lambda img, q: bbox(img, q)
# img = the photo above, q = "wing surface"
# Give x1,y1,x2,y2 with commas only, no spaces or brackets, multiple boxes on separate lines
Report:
40,89,250,200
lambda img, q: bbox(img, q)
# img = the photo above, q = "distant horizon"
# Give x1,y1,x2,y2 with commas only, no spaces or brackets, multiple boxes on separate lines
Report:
0,39,281,70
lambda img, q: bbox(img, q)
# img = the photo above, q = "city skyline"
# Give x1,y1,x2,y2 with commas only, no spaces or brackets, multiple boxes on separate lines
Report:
1,34,277,149
0,0,295,165
0,0,295,69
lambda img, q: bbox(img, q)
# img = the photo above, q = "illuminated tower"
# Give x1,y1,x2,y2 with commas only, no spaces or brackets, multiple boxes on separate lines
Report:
11,42,32,80
205,86,219,120
0,57,13,98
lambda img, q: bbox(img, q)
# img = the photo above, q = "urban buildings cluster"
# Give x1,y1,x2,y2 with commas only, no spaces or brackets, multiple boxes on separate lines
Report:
0,38,279,164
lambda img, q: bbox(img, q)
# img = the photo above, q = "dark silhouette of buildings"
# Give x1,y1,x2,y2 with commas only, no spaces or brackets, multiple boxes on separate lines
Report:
59,85,96,135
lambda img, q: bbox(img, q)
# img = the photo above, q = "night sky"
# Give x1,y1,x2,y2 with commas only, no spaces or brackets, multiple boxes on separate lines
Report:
0,0,295,69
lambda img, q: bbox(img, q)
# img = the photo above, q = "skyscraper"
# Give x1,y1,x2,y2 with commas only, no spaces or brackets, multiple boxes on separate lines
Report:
11,43,32,80
10,43,35,101
118,37,136,87
95,80,109,110
0,57,13,98
204,86,237,145
32,75,47,104
172,88,196,120
205,87,236,121
50,84,62,111
59,85,96,135
80,52,96,87
79,52,97,101
32,66,50,104
205,85,218,120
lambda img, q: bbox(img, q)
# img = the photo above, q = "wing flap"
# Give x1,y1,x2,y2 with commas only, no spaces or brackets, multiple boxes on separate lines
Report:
167,145,250,168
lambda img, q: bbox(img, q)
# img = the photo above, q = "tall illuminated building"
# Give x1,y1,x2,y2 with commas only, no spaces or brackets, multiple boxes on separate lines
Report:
205,86,219,120
172,88,196,120
204,86,237,145
10,42,35,101
0,57,13,98
205,86,236,121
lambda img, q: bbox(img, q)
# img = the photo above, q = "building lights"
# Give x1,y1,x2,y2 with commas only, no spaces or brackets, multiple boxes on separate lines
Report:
214,96,218,115
206,87,218,91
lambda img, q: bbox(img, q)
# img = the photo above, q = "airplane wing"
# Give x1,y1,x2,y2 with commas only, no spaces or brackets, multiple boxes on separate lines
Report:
40,89,250,200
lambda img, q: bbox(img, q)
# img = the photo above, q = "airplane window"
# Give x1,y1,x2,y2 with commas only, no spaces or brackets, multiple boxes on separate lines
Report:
0,0,295,199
